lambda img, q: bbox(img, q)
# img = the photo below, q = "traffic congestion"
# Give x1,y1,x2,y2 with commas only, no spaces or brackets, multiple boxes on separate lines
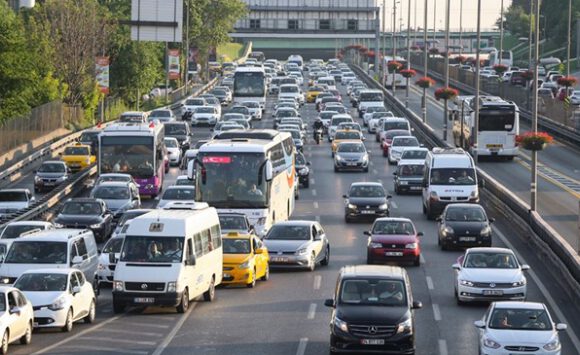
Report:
0,53,576,355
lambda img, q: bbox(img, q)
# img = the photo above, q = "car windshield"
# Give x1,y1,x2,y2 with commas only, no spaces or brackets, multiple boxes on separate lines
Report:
223,239,251,254
162,188,195,201
164,124,187,135
384,122,408,131
61,201,101,215
164,139,178,148
64,146,89,155
14,273,68,292
464,252,518,269
185,99,204,106
0,191,27,202
320,112,335,120
360,92,384,101
430,168,476,185
372,221,415,235
196,107,215,113
103,237,124,254
373,112,392,119
340,279,407,306
393,137,419,146
231,107,249,115
150,110,170,117
120,236,184,263
39,163,66,173
281,86,299,93
489,308,552,331
242,102,259,108
337,143,365,153
367,106,386,113
277,110,297,118
282,130,301,139
219,215,248,231
224,114,245,121
176,178,195,186
401,150,427,160
5,241,67,264
349,185,385,198
445,207,486,221
93,186,130,200
335,131,360,140
266,225,310,240
1,225,43,239
97,175,130,184
397,164,424,176
331,118,352,126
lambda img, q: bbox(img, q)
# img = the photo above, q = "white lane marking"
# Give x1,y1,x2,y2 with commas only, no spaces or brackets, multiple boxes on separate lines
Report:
432,303,442,321
32,315,122,354
151,301,198,355
59,345,148,355
372,169,378,174
307,152,312,157
420,254,426,264
426,276,434,290
313,201,319,209
390,201,398,209
296,338,309,355
493,226,580,350
81,336,157,346
378,179,383,184
307,303,317,319
315,215,321,222
122,322,171,329
313,275,322,290
369,161,374,167
438,339,449,355
312,189,317,196
310,178,315,185
97,328,163,337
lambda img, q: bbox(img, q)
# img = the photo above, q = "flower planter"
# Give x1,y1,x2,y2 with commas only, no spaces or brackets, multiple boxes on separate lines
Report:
416,77,435,89
434,87,459,101
522,141,547,151
516,132,553,150
400,69,416,78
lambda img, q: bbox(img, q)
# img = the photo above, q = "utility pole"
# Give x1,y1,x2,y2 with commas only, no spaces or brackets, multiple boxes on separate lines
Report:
499,0,504,66
183,0,190,92
459,0,463,55
405,0,412,108
528,0,533,69
383,0,387,86
567,0,572,76
433,0,437,44
531,0,541,211
392,0,398,95
443,0,451,141
474,0,482,164
422,0,428,123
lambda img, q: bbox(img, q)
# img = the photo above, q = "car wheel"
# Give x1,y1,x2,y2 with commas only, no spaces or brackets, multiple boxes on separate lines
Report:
261,265,270,281
177,288,189,313
303,180,309,188
203,277,216,302
413,256,421,266
20,321,32,345
84,300,96,323
247,269,257,288
334,166,339,172
113,300,125,314
394,186,400,195
62,308,73,332
308,253,316,272
0,331,8,355
321,246,330,266
366,255,374,264
455,289,464,306
344,215,350,223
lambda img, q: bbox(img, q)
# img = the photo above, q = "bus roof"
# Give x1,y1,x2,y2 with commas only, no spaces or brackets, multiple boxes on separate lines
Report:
213,129,282,140
199,131,292,154
235,67,265,73
101,123,163,136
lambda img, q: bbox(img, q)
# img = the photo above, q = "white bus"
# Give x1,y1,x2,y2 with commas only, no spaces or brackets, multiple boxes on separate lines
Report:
287,54,304,70
233,67,266,110
488,49,513,68
453,96,519,159
383,56,408,88
112,205,222,313
192,130,296,237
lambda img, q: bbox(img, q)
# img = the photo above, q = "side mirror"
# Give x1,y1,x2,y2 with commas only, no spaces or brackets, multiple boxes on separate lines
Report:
417,232,424,237
72,286,81,294
412,301,423,309
521,264,530,271
9,307,20,316
186,255,196,266
474,320,486,329
392,172,398,176
265,160,273,182
363,231,371,236
71,256,83,265
324,299,335,308
342,194,348,198
255,248,264,254
386,195,392,199
435,216,442,222
452,263,461,270
556,323,568,331
488,217,495,223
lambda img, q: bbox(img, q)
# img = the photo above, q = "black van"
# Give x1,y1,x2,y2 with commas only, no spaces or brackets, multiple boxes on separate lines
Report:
324,265,422,354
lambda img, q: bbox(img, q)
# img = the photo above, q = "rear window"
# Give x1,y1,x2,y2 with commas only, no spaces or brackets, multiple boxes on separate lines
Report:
360,92,384,102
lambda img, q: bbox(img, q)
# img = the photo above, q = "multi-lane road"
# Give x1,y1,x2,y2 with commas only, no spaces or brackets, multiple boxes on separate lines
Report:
3,72,580,355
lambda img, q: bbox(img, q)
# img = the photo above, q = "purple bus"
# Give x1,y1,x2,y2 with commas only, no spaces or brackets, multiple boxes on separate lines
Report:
99,122,165,197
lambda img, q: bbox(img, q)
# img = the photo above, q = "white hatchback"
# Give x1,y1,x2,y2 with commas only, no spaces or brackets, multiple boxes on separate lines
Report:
388,136,420,164
0,286,33,353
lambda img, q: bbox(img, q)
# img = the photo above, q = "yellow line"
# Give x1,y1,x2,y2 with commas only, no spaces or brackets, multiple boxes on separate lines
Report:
518,150,580,186
515,158,580,199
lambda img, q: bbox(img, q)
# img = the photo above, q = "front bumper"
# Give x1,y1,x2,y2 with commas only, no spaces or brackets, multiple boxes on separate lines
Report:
345,206,389,219
367,248,420,263
330,328,415,354
457,284,526,302
269,254,311,268
112,291,182,307
222,266,252,284
33,307,69,328
440,233,491,248
335,160,368,171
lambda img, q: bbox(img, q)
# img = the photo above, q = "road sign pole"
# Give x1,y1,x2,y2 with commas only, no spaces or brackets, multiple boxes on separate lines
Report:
421,0,428,123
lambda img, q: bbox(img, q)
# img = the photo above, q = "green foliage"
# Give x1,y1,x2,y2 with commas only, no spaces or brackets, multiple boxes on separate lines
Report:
499,5,531,40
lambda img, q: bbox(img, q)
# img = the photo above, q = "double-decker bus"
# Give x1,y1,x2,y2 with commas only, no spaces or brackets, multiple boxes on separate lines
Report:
453,96,519,159
192,130,295,237
382,56,408,88
99,122,166,197
233,67,266,110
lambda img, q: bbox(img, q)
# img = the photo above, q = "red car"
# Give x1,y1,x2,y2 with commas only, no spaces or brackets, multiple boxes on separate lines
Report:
365,217,422,266
381,129,411,157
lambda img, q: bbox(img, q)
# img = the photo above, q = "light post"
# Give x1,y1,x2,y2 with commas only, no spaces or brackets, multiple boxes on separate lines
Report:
443,0,451,141
459,0,463,55
405,0,412,108
392,0,399,95
473,0,482,164
531,0,540,211
383,0,388,86
528,0,533,69
433,0,437,44
499,0,504,66
421,0,428,122
567,0,572,76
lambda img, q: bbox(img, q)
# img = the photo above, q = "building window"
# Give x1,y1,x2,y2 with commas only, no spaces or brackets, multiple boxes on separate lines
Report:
250,19,261,29
319,20,331,30
288,20,299,30
347,20,358,31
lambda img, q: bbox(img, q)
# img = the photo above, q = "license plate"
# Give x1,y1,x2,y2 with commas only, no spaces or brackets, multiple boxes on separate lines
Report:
134,297,155,303
459,236,476,242
410,186,422,190
385,252,403,256
44,182,55,186
33,322,39,327
347,163,357,166
361,210,375,214
271,257,288,263
486,144,503,148
223,273,231,278
361,339,385,345
483,290,503,296
71,164,80,167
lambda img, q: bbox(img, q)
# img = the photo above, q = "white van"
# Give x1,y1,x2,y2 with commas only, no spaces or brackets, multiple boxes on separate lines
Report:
317,77,337,91
0,229,99,285
112,205,223,313
422,148,481,220
357,90,385,117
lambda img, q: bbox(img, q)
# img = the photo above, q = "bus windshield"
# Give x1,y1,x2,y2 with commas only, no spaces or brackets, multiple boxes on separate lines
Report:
100,136,155,178
478,111,515,131
196,153,268,208
234,72,265,97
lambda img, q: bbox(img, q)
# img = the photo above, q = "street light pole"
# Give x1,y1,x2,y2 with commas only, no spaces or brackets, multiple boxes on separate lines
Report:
422,0,428,123
392,0,398,95
433,0,437,44
474,0,482,164
405,0,412,108
443,0,451,141
528,0,533,69
567,0,572,76
459,0,463,55
383,0,387,86
499,0,504,66
531,0,540,211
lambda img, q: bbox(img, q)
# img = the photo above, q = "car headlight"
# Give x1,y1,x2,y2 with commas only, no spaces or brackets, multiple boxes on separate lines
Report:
90,223,103,229
335,155,343,161
543,338,561,351
512,278,526,287
54,222,64,228
98,263,106,271
368,242,382,249
480,226,492,236
34,176,42,183
113,281,124,292
347,203,357,210
333,316,348,332
378,203,389,210
0,277,12,284
167,281,178,293
48,295,67,311
295,248,309,256
405,243,418,249
459,279,474,287
442,226,454,236
470,190,479,200
361,155,368,162
85,157,91,164
396,318,413,334
239,260,251,269
429,191,438,200
399,181,408,185
483,337,501,349
299,167,309,175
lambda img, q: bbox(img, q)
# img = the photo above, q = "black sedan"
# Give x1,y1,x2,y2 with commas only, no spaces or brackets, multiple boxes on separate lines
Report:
344,182,391,223
437,203,494,250
53,198,113,242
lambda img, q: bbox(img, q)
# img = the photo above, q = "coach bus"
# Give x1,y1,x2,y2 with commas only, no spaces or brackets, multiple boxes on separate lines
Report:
233,67,266,110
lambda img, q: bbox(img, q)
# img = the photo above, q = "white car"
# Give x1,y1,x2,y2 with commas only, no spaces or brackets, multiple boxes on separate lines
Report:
148,109,176,123
0,221,54,254
453,247,529,304
182,97,207,119
164,137,182,166
570,90,580,105
362,104,388,126
0,189,35,218
328,114,354,142
341,72,356,85
0,286,33,353
388,136,420,164
212,122,245,138
191,106,219,126
175,175,195,186
368,112,396,133
241,101,263,120
278,84,305,106
14,269,96,332
474,301,566,355
97,235,124,286
156,186,196,209
399,147,429,162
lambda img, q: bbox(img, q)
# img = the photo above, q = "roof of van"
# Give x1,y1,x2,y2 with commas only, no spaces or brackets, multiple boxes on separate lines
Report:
16,228,90,242
126,208,218,237
429,148,474,168
340,265,406,279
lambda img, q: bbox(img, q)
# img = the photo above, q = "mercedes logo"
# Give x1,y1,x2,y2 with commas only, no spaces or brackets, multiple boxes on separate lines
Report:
368,326,378,334
141,283,148,290
489,283,496,288
465,230,470,234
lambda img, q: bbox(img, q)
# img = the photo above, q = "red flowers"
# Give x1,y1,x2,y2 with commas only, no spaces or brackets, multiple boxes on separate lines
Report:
387,61,403,72
434,87,459,101
557,76,578,87
493,64,509,74
415,77,435,88
515,131,554,150
400,69,417,78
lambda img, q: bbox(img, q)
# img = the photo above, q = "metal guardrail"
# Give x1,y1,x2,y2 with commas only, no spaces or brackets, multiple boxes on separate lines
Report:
351,64,580,287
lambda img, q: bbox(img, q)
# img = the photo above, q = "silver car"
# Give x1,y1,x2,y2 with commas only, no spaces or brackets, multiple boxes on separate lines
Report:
90,181,141,221
262,220,330,271
334,142,369,172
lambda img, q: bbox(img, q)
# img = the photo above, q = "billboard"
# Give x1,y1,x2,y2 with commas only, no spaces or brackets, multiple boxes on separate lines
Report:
131,0,183,42
95,56,110,94
188,46,199,74
168,49,180,80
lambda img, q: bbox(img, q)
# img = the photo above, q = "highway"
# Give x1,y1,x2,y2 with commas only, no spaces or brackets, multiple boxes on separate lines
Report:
4,73,579,355
390,74,580,250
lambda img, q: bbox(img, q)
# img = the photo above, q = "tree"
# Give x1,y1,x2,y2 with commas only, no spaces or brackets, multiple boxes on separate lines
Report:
498,5,530,40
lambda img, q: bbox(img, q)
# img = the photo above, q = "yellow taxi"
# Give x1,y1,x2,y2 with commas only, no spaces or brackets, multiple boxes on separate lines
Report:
331,129,364,155
306,85,325,103
61,142,96,172
222,232,270,288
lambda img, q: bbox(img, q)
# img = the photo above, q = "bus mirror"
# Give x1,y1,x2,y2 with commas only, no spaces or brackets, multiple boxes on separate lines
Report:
265,160,273,182
187,160,195,180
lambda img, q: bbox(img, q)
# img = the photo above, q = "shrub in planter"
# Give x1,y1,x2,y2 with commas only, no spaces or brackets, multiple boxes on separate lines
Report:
557,76,577,87
400,69,417,78
387,61,403,72
434,87,459,101
493,64,508,75
515,131,553,151
415,77,435,88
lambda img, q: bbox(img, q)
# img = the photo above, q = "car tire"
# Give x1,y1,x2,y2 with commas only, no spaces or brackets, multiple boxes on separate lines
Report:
113,300,125,314
303,180,309,188
334,166,339,172
20,321,32,345
363,167,369,173
422,204,427,214
84,300,96,323
308,253,316,272
247,269,257,288
261,265,270,281
177,288,189,313
0,331,8,355
62,308,73,332
395,186,400,195
455,289,464,306
344,215,351,223
366,255,373,265
413,256,421,266
321,246,330,266
203,277,216,302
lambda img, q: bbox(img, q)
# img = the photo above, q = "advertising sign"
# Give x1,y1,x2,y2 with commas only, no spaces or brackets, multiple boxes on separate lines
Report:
95,56,110,94
168,49,180,80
